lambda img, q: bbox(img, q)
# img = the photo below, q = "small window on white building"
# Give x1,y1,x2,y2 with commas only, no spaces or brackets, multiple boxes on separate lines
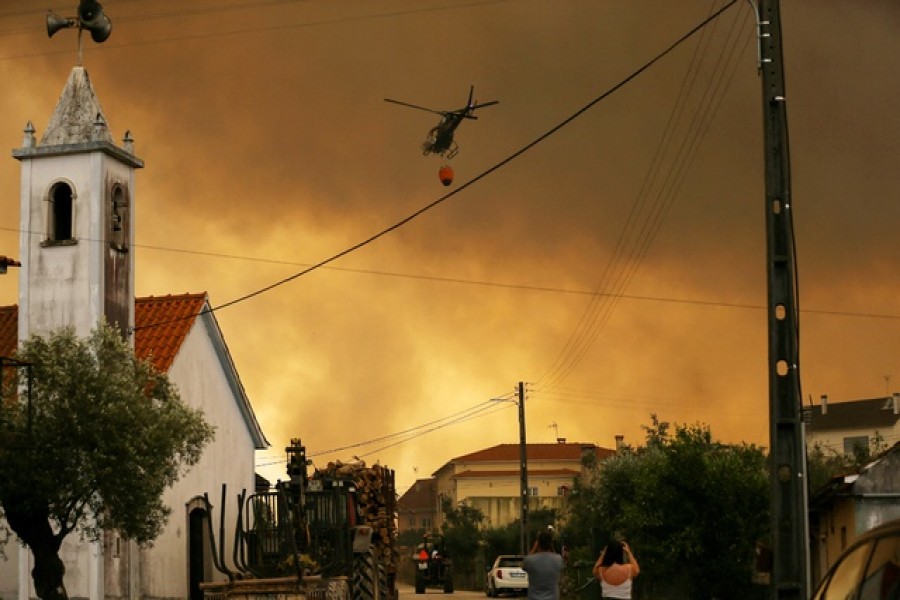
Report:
843,435,868,455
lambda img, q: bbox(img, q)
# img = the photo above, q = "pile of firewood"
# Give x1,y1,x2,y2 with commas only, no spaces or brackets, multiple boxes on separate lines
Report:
317,460,397,563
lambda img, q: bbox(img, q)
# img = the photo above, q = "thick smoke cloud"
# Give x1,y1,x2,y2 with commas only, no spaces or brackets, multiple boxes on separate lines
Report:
0,1,897,490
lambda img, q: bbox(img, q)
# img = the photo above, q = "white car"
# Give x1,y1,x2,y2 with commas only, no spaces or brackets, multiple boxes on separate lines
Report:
485,555,528,597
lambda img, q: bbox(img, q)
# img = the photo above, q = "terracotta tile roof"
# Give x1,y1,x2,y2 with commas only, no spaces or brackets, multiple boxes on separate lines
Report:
135,293,207,372
0,294,206,373
451,443,613,463
452,468,580,479
398,478,436,512
0,294,268,450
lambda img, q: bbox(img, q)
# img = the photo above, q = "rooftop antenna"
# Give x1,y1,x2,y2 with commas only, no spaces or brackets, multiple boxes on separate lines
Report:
47,1,112,65
549,422,560,442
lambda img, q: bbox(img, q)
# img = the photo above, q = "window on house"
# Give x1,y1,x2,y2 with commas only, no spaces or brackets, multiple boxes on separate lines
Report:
557,486,569,496
408,517,416,527
528,487,539,497
47,182,74,243
422,518,431,530
843,435,868,455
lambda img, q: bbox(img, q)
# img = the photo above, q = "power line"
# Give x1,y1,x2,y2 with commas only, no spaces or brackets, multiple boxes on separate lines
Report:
255,394,515,469
2,226,895,320
132,0,740,334
530,384,762,416
307,398,506,457
537,1,749,388
357,402,513,458
0,0,507,53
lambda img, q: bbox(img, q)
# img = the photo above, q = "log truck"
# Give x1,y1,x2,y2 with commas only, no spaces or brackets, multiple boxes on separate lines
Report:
199,439,398,600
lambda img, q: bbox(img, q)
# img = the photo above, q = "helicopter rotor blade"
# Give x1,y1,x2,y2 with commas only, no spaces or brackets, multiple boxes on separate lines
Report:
384,98,447,116
459,99,497,119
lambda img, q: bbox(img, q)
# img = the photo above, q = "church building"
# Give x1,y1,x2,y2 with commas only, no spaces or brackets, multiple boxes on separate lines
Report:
0,63,269,600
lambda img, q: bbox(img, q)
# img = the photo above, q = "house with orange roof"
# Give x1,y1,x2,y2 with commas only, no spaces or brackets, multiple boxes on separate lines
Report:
0,63,267,600
430,442,615,529
397,478,438,537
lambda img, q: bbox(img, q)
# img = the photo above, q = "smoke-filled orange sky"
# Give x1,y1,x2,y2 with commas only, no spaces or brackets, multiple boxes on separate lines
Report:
0,1,898,493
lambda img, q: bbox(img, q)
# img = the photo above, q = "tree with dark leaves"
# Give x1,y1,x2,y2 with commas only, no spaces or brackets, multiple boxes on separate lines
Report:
0,324,215,600
566,415,768,600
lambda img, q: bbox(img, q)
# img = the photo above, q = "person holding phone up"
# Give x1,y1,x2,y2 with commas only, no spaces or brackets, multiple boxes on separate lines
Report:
592,539,640,599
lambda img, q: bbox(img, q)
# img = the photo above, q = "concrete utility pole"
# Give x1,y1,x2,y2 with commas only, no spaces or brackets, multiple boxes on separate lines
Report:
755,1,809,597
518,381,528,556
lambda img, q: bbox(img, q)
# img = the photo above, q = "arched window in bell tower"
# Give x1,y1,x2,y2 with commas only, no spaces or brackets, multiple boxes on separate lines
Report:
46,181,75,243
109,184,128,251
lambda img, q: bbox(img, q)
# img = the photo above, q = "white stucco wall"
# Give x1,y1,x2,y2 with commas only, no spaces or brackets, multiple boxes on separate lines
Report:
135,318,258,599
806,423,900,456
0,537,22,600
18,152,135,340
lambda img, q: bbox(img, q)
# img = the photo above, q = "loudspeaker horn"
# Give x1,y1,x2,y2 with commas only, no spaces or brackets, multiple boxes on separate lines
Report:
77,0,112,43
46,11,75,38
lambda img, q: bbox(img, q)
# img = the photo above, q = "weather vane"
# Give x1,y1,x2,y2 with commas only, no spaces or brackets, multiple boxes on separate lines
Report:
47,1,112,64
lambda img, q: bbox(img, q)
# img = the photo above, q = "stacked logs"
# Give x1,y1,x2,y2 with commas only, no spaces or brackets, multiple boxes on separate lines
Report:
316,460,397,566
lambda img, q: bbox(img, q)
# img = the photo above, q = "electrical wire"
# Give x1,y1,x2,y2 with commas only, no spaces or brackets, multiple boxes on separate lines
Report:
306,397,508,457
0,0,507,49
530,384,762,416
132,0,740,334
536,1,750,389
255,393,515,469
357,402,514,458
2,223,895,320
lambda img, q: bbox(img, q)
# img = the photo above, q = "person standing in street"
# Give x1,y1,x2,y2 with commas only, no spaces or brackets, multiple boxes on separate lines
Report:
522,529,565,600
592,539,640,599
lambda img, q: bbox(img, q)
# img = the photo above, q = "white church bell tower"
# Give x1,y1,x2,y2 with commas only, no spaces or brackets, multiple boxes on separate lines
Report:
13,65,143,342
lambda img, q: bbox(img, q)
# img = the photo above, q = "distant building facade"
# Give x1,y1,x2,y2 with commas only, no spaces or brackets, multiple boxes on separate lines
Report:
805,393,900,455
397,478,438,536
431,442,615,529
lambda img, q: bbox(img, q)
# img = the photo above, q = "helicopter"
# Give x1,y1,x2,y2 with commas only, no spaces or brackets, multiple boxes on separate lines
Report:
385,86,498,160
